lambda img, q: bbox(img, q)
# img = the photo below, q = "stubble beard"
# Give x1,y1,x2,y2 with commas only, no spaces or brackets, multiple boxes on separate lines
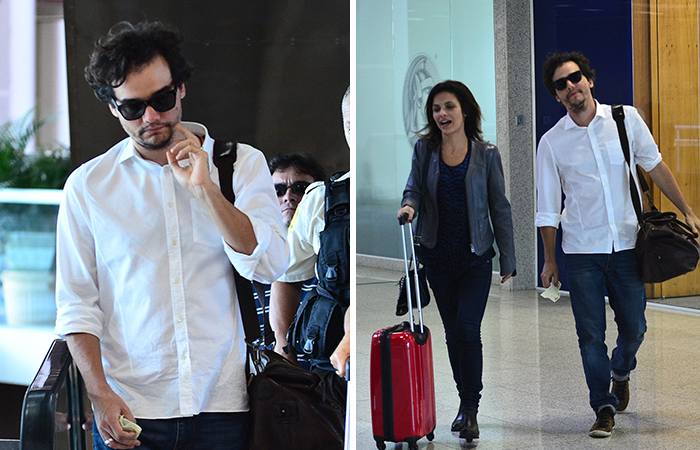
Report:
135,123,175,151
565,91,588,114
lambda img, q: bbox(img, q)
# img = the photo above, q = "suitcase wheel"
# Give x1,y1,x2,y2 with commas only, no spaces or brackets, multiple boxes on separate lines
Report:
408,443,419,450
374,438,386,450
427,431,435,441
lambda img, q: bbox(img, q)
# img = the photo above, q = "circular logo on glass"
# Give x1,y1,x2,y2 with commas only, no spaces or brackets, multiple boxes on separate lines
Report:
403,54,440,148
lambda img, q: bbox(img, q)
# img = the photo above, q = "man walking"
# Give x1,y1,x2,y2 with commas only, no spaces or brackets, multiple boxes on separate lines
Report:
536,51,700,438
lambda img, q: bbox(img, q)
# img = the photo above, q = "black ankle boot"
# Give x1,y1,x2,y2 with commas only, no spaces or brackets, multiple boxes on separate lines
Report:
450,407,468,432
459,410,479,442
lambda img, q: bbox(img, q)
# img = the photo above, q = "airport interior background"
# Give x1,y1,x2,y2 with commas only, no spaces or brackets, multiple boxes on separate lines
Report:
357,0,700,302
2,0,700,445
0,0,348,442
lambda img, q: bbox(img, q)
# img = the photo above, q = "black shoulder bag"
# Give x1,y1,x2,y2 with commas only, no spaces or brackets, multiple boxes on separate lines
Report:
212,140,345,450
612,105,700,283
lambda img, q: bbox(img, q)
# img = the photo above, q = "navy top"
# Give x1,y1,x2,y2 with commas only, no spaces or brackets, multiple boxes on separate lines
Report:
420,151,492,275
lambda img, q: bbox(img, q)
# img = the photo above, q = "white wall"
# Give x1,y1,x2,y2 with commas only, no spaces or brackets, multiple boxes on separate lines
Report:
0,0,70,152
37,3,70,149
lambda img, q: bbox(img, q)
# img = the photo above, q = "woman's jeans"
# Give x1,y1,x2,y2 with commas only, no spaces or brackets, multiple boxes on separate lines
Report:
564,250,647,411
92,412,249,450
425,260,492,411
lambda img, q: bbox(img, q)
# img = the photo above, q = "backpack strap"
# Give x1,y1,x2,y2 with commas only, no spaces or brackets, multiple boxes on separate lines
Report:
317,173,350,305
212,140,272,347
324,172,350,220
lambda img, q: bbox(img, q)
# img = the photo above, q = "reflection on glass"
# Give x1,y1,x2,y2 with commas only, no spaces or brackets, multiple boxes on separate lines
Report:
0,199,59,327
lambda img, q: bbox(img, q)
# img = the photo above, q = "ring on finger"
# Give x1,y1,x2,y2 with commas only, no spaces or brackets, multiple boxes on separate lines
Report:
104,438,114,446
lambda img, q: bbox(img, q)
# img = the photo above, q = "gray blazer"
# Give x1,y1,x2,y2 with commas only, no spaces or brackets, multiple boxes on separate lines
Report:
401,139,517,277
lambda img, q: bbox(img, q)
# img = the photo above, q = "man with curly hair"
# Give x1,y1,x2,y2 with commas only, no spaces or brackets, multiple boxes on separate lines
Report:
537,51,700,438
54,21,288,450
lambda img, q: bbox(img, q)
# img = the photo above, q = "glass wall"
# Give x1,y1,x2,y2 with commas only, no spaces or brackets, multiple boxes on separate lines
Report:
357,0,496,259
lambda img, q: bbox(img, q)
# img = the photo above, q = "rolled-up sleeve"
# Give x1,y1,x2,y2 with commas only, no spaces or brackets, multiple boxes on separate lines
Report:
54,169,104,339
626,106,662,172
535,136,563,228
222,144,289,283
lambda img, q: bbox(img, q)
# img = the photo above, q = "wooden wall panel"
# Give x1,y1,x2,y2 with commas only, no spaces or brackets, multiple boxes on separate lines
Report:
633,0,652,128
651,0,700,297
634,0,658,298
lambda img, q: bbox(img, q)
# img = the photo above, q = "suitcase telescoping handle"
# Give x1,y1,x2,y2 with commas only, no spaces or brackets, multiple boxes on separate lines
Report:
399,213,425,334
344,358,351,450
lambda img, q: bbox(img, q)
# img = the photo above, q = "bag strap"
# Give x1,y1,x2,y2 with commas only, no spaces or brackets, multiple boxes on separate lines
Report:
611,105,653,225
212,140,273,348
324,172,350,223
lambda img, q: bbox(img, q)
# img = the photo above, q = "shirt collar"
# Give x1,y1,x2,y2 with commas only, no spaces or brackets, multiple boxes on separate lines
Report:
117,121,214,172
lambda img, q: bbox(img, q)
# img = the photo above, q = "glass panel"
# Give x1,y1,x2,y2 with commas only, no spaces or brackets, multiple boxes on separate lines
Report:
357,0,497,262
0,189,60,327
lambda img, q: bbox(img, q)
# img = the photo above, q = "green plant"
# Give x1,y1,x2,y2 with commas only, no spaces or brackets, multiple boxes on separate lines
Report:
13,146,72,189
0,111,71,190
0,112,71,256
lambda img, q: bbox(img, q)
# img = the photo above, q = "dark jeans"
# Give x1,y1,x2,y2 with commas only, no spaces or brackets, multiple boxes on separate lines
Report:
92,412,249,450
425,260,493,411
564,250,647,411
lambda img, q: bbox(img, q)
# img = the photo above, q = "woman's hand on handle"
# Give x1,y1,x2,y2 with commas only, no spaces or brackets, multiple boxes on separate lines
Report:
397,205,416,224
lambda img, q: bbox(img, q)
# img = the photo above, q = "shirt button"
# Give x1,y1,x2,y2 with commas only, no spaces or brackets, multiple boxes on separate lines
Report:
174,278,181,285
181,354,186,361
177,316,184,323
167,202,174,208
171,239,178,246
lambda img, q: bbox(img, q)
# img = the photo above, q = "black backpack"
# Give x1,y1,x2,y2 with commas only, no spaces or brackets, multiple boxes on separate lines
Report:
289,173,350,370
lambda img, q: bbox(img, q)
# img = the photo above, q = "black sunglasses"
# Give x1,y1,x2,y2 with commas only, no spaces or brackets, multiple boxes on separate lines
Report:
275,181,311,197
553,70,583,91
111,86,178,121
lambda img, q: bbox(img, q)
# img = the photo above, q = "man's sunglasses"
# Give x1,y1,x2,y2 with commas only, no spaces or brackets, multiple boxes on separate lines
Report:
275,181,311,197
111,86,178,121
553,70,582,91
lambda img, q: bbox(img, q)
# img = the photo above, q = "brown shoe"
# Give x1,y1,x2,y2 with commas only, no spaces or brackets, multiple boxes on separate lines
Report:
589,407,615,438
612,377,630,411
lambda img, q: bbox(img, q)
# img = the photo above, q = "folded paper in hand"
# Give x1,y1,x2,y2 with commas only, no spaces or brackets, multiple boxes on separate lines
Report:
120,415,142,439
541,281,562,302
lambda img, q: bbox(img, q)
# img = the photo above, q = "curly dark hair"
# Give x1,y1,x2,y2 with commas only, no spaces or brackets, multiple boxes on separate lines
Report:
85,21,194,103
419,80,483,151
268,153,327,182
542,51,596,98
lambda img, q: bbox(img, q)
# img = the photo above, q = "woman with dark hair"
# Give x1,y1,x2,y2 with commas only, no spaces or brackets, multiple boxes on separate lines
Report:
397,80,516,442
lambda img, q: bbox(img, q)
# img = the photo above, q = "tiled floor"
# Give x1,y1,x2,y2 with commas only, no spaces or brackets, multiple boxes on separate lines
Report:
356,265,700,449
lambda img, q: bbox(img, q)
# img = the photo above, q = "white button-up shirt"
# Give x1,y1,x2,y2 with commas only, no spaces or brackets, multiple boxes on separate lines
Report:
535,102,662,254
54,122,289,419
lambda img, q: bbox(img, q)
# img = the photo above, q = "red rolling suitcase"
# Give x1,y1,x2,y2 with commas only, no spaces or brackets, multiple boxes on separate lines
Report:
370,219,436,450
